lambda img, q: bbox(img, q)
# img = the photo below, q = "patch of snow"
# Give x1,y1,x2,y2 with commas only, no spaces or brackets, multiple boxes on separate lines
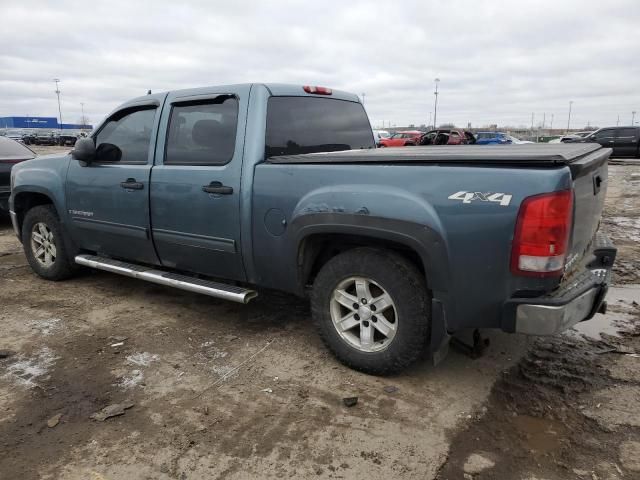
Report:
28,317,62,336
126,352,159,367
118,369,144,389
2,347,58,388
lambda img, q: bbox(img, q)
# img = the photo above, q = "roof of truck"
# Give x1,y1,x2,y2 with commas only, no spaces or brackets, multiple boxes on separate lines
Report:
122,83,360,108
267,143,608,167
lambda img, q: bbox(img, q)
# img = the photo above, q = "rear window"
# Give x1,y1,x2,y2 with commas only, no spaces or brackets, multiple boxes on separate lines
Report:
265,97,374,157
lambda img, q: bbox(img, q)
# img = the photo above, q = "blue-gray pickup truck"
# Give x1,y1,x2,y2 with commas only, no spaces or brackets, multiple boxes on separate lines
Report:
9,83,616,374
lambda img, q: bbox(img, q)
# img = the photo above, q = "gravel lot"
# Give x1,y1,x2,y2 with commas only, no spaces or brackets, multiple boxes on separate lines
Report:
1,147,639,479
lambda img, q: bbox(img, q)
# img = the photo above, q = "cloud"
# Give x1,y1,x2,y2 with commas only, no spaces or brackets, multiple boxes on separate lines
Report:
1,0,639,129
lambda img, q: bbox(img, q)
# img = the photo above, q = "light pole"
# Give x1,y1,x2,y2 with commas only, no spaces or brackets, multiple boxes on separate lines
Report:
617,115,620,126
433,78,440,129
53,79,63,132
566,100,573,133
80,102,85,128
530,112,534,139
550,114,554,131
633,111,637,126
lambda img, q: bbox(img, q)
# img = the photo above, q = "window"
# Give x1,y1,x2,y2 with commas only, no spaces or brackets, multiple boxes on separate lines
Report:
616,128,637,139
593,129,614,141
165,96,238,166
265,97,374,157
94,107,156,164
450,131,460,137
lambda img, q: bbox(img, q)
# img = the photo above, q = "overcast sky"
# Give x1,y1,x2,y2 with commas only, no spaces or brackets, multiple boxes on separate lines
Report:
1,0,639,130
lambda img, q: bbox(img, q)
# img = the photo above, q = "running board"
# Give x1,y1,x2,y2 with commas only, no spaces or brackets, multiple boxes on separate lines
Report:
75,254,257,304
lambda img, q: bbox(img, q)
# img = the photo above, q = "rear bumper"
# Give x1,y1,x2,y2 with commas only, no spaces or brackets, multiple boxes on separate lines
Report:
503,233,616,335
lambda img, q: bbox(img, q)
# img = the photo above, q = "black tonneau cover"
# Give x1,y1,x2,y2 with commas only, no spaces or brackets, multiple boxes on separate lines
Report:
267,144,610,175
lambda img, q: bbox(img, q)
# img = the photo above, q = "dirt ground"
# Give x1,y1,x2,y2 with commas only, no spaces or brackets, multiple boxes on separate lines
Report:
1,147,639,479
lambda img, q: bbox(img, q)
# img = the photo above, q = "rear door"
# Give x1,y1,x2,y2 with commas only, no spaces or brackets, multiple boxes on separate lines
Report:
149,86,250,281
613,127,639,157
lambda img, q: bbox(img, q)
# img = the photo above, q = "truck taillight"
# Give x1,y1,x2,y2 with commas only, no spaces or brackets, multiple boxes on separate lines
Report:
303,85,333,95
511,190,573,277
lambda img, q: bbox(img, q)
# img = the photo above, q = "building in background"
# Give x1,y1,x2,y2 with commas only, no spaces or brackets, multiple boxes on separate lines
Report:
0,116,92,130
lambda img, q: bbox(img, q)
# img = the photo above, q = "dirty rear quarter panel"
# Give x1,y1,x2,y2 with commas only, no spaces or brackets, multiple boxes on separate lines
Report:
252,162,571,332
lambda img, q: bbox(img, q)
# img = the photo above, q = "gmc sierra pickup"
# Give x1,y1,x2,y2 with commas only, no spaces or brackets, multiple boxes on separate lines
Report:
9,83,616,374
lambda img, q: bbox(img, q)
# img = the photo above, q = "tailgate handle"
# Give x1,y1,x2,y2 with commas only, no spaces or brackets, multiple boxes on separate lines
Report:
592,174,603,195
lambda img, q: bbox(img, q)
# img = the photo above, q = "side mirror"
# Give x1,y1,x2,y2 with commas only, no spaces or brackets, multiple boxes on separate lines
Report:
71,137,96,163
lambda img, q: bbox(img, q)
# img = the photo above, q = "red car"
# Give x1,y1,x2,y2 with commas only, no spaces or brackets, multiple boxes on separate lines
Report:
419,128,476,145
378,130,423,147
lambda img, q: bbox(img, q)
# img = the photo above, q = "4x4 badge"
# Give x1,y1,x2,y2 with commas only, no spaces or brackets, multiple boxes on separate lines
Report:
448,191,512,206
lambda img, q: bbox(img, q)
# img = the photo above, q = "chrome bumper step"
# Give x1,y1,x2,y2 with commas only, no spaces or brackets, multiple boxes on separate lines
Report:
74,254,257,304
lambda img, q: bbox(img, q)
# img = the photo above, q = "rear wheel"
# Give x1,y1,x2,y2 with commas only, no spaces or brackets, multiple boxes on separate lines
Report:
22,205,77,281
311,247,431,375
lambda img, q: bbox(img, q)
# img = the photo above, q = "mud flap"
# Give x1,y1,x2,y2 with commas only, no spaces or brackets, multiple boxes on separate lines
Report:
430,298,450,365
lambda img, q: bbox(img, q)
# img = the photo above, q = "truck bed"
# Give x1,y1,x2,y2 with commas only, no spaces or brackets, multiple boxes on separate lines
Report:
267,144,608,174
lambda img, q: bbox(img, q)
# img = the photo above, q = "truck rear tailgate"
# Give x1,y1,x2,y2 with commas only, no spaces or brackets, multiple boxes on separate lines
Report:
565,147,611,273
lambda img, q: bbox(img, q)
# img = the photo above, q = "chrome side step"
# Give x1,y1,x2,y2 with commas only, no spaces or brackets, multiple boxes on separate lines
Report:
75,254,258,304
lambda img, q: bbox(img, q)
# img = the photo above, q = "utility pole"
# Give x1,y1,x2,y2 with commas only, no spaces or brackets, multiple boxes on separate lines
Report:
566,100,573,133
433,78,440,129
617,115,620,126
80,102,85,128
53,78,63,132
633,111,637,126
550,114,554,131
530,112,534,139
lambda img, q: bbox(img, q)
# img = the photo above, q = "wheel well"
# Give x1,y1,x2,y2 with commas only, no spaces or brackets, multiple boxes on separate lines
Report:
13,192,55,238
299,233,426,288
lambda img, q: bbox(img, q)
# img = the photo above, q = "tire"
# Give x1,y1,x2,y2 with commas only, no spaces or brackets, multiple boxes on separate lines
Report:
22,205,77,281
311,247,431,375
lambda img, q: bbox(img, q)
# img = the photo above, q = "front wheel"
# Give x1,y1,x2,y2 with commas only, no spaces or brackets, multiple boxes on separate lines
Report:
22,205,77,281
311,248,431,375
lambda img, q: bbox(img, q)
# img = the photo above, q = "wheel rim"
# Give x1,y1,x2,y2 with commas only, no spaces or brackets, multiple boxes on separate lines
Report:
31,222,57,267
330,276,398,353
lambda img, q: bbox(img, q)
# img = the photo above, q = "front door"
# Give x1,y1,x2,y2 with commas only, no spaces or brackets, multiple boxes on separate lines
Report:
589,128,615,150
65,101,163,265
614,128,639,157
149,86,249,281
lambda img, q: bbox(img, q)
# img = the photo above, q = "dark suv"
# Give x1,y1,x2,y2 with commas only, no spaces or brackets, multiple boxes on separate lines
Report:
581,127,640,157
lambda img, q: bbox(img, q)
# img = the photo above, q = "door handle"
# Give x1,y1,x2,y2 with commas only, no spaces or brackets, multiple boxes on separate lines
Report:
202,181,233,195
120,178,144,190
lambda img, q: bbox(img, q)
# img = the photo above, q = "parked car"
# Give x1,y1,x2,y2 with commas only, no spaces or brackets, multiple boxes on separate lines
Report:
10,83,615,375
26,131,60,146
507,135,533,144
475,132,513,145
372,130,390,146
419,128,475,145
0,137,36,213
58,133,78,146
378,130,423,147
1,129,27,144
578,127,640,157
